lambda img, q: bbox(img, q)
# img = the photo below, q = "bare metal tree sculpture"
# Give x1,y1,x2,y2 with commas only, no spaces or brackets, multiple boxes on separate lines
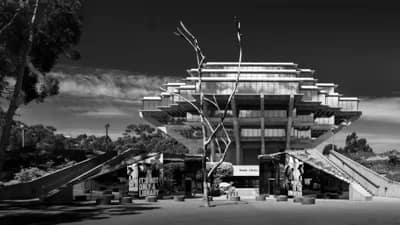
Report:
161,19,243,207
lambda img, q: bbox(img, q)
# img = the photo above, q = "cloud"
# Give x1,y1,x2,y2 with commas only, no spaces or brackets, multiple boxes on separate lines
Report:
48,65,178,101
77,106,129,117
359,97,400,124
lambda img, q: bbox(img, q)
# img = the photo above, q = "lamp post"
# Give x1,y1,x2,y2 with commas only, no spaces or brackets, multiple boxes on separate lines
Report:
331,120,351,152
105,123,110,151
19,124,25,148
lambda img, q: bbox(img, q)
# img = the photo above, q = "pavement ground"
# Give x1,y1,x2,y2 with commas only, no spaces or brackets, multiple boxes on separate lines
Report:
1,197,400,225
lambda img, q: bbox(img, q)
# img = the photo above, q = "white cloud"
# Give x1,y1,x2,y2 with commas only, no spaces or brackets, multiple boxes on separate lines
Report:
77,107,129,117
359,97,400,124
49,66,177,101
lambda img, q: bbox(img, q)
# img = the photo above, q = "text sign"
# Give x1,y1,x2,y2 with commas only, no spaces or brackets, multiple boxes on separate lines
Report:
233,165,259,176
139,177,159,197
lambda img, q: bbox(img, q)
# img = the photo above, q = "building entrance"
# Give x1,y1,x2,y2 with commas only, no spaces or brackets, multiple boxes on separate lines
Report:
259,156,282,195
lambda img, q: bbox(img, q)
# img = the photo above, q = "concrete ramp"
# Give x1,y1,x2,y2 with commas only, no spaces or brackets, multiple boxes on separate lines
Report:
45,149,152,198
328,151,400,198
286,150,373,201
0,149,153,200
0,151,116,200
286,150,351,183
350,183,373,201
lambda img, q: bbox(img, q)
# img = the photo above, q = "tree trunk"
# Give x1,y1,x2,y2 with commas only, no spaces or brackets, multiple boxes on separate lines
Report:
202,153,210,207
0,0,39,176
0,57,26,175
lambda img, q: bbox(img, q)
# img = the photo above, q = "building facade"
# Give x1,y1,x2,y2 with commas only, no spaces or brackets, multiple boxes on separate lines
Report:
140,62,363,199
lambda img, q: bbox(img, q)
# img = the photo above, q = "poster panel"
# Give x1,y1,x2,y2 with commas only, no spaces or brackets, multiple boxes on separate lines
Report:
127,164,139,192
127,153,163,197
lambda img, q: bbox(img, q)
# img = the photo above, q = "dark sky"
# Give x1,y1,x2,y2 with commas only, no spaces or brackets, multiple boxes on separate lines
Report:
66,0,400,97
19,0,400,152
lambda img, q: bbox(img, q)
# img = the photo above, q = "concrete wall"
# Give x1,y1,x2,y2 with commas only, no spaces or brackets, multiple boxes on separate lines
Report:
349,183,373,201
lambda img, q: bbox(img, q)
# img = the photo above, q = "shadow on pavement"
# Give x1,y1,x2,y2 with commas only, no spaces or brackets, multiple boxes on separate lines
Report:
0,202,160,225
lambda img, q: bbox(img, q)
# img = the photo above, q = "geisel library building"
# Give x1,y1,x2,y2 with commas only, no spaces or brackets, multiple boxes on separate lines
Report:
140,62,400,201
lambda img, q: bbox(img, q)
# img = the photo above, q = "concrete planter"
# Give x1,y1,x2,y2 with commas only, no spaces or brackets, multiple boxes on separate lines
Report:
203,196,213,201
174,196,185,202
120,196,133,204
96,195,113,205
276,195,288,202
230,196,240,201
102,190,112,195
293,197,303,203
74,195,87,201
103,194,114,200
146,196,158,202
255,195,266,201
301,196,316,205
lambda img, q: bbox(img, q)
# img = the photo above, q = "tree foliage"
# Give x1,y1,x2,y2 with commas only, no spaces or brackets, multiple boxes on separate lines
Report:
114,124,188,155
0,0,83,174
0,0,82,103
1,123,189,182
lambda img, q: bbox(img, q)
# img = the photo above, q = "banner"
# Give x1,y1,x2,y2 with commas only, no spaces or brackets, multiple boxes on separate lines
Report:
233,165,259,176
127,164,139,192
127,153,163,197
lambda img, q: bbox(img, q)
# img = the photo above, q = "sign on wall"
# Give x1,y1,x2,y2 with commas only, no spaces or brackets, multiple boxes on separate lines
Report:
233,165,259,176
127,153,163,197
127,164,139,192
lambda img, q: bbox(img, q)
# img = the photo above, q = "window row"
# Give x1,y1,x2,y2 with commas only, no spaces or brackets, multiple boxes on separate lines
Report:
301,90,319,102
315,116,335,125
339,101,358,111
326,96,339,107
295,114,314,122
291,128,311,138
201,82,299,95
241,128,286,137
143,100,160,110
222,66,292,71
239,110,287,118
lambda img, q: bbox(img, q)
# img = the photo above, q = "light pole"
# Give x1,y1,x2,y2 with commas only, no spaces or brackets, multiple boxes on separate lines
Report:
105,123,110,151
20,124,25,148
331,120,351,152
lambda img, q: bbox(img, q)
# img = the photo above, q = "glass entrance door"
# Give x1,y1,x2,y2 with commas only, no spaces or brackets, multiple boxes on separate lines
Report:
259,159,279,195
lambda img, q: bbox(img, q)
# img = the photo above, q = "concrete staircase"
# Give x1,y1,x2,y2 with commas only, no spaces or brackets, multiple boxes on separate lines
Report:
0,151,116,200
286,149,373,201
0,149,155,201
328,151,400,198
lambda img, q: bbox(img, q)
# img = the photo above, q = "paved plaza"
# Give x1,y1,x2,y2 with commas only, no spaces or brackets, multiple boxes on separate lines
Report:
1,197,400,225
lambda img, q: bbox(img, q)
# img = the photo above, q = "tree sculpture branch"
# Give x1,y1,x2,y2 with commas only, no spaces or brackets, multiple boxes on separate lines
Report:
0,10,20,36
169,19,243,206
207,18,242,178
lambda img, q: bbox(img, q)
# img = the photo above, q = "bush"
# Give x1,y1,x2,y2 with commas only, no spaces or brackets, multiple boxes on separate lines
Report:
389,154,400,165
12,167,48,183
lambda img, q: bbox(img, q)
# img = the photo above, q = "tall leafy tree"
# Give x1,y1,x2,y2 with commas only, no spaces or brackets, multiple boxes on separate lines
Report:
0,0,83,174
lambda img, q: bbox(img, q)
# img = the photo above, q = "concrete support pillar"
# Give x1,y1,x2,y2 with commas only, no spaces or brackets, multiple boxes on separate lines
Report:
231,96,242,165
260,94,265,155
286,95,295,150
